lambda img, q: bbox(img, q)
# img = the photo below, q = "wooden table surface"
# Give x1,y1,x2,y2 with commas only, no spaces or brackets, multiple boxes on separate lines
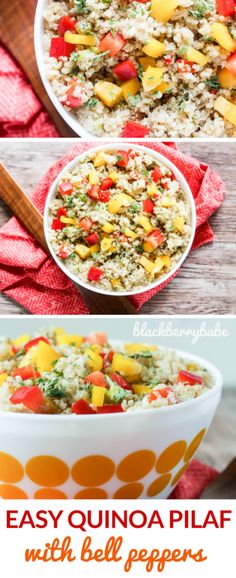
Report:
0,141,235,315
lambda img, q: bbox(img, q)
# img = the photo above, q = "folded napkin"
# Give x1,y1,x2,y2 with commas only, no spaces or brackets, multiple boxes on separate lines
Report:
0,142,224,314
171,459,219,499
0,43,58,138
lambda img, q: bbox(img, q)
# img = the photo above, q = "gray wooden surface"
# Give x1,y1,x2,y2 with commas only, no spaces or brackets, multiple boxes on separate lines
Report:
0,141,235,315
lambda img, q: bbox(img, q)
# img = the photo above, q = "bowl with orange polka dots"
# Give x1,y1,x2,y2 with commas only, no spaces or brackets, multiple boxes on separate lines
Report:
0,349,222,500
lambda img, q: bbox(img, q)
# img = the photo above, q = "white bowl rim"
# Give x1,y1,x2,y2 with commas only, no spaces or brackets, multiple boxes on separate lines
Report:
0,345,222,422
35,0,100,139
44,143,196,297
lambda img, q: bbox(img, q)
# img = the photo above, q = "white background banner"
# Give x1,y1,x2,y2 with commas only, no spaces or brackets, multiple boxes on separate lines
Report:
0,499,235,577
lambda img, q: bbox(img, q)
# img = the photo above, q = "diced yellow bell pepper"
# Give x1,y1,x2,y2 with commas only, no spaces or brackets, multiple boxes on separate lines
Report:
34,341,61,372
161,196,175,207
124,228,137,239
108,171,119,182
108,193,133,214
186,363,199,372
111,278,120,288
92,386,106,407
185,47,209,67
122,78,140,102
124,343,157,354
94,81,122,108
86,348,103,371
12,334,30,347
60,216,77,225
102,222,115,233
142,39,165,58
75,244,91,259
91,344,102,353
138,215,154,233
156,81,171,93
101,238,113,252
151,0,179,22
140,255,155,273
211,23,236,52
64,31,96,46
214,96,236,127
0,373,8,387
19,346,38,368
90,244,99,255
112,353,142,376
89,170,99,185
161,255,170,267
147,183,158,196
142,66,166,93
56,333,83,347
54,328,65,337
173,215,185,233
93,152,107,167
150,257,165,277
218,68,236,89
139,56,156,71
143,241,155,252
133,384,153,396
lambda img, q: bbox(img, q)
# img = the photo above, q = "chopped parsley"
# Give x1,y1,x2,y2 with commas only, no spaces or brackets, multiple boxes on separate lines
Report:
189,0,214,19
86,97,99,109
74,0,88,15
205,76,221,91
42,378,65,399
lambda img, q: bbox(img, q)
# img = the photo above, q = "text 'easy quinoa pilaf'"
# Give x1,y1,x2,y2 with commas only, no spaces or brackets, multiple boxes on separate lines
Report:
43,0,236,137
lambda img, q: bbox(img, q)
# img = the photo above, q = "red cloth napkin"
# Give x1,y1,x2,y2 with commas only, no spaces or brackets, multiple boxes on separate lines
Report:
171,459,219,499
0,43,58,138
0,142,224,314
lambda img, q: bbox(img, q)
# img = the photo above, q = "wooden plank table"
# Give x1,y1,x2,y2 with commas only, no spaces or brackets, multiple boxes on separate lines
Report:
0,141,235,315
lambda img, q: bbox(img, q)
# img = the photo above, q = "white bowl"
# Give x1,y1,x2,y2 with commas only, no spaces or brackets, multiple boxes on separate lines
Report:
44,143,196,297
35,0,95,138
0,344,222,499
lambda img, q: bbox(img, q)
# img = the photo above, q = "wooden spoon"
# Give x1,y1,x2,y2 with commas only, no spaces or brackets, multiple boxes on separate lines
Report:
0,0,76,138
0,163,136,314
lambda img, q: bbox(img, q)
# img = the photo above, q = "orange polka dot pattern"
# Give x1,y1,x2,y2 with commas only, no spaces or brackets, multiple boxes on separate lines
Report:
0,429,206,499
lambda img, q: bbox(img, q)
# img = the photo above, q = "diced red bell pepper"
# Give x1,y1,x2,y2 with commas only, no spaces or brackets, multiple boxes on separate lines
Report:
98,32,126,57
87,267,103,282
57,244,71,259
177,370,203,386
78,217,93,231
101,178,114,190
10,386,43,413
113,59,138,81
87,185,100,200
163,54,175,66
85,371,108,388
146,229,165,248
177,59,194,73
24,336,49,353
86,232,99,245
148,387,170,402
97,404,124,413
216,0,235,16
64,95,83,108
51,218,66,230
58,181,73,196
226,52,236,76
58,15,76,37
62,81,84,109
110,372,132,391
103,349,114,367
151,167,162,182
143,198,155,213
86,332,108,346
49,37,75,60
57,207,67,219
116,150,129,168
121,121,150,138
71,399,96,414
12,366,41,380
98,190,111,203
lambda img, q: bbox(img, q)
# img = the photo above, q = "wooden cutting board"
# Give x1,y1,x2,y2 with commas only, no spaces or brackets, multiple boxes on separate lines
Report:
0,0,76,137
0,163,136,314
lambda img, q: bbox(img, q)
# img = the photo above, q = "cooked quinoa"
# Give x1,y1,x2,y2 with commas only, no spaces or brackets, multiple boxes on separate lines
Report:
0,329,213,414
43,0,236,137
48,147,192,292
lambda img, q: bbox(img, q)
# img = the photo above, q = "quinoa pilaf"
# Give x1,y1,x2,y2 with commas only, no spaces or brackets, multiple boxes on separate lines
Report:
0,329,213,414
43,0,236,137
48,147,193,293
